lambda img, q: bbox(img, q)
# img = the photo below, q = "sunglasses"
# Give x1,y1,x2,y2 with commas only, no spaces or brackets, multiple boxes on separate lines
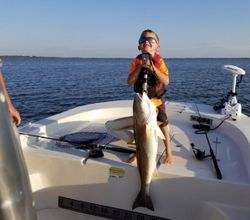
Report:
139,36,158,44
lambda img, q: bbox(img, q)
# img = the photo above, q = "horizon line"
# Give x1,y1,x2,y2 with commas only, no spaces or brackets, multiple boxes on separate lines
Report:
1,55,250,59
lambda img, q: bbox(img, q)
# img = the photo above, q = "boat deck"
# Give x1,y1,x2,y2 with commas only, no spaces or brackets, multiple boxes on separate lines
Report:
20,100,250,184
19,100,250,220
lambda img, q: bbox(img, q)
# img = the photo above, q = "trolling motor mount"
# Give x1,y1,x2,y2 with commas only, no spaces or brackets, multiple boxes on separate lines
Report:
215,65,246,120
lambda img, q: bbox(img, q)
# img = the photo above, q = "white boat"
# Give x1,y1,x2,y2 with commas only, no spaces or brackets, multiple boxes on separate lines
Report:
1,65,250,220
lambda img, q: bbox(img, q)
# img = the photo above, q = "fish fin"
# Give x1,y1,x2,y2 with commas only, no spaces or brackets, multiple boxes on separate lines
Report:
156,126,165,140
145,123,165,140
153,169,159,178
132,191,154,211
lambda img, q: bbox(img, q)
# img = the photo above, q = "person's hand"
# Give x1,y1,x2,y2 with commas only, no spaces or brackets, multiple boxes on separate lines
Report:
9,106,21,126
141,57,151,67
139,58,152,71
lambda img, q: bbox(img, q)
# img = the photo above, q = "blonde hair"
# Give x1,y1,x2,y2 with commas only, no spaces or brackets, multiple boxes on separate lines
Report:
139,29,159,43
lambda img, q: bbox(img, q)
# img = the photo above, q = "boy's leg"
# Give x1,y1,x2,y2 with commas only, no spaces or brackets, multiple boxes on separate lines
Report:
157,100,173,164
160,124,173,164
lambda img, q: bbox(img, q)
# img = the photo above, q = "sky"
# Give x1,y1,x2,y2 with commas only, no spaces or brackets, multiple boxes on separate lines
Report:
1,0,250,58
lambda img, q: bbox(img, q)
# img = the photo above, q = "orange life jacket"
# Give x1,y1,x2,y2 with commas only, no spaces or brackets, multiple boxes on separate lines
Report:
133,53,166,99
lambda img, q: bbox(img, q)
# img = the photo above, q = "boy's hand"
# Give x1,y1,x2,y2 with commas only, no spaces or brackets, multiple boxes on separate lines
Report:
140,58,151,69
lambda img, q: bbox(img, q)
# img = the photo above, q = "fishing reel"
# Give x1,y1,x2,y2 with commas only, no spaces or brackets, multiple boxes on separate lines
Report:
141,53,152,62
191,143,209,160
141,53,153,92
141,67,156,91
134,53,156,96
214,65,246,120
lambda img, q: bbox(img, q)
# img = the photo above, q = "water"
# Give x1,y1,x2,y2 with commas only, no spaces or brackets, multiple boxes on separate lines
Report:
2,57,250,125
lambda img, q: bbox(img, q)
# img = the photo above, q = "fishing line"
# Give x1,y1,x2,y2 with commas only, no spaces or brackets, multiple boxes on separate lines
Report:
194,115,231,134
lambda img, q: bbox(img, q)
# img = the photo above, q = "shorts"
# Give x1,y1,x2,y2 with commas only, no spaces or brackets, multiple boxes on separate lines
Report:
157,99,168,127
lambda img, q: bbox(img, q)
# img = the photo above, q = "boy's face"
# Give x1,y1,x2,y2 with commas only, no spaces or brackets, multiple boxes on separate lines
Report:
138,32,159,55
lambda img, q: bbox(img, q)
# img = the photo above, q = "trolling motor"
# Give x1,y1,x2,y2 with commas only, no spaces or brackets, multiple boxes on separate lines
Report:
214,65,246,120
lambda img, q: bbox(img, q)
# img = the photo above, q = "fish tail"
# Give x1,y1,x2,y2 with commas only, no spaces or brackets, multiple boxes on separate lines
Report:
132,191,154,211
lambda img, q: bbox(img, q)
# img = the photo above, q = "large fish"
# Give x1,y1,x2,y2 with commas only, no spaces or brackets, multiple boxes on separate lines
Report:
0,85,37,220
132,92,164,211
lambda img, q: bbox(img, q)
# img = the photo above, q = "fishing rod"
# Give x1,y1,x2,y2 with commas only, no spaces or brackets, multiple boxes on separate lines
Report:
204,131,222,179
194,104,222,180
19,132,136,154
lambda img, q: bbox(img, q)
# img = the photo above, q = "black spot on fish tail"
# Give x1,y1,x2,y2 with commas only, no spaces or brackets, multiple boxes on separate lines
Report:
132,191,154,211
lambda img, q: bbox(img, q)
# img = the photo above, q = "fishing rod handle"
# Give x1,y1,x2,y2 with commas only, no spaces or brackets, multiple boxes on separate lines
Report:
210,149,222,179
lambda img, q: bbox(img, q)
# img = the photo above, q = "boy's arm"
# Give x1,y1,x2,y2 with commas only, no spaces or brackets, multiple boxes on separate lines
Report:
127,64,142,86
127,58,151,86
153,65,169,86
152,59,169,86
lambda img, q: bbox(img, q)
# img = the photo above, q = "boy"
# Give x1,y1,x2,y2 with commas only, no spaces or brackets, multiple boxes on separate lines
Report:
127,29,173,164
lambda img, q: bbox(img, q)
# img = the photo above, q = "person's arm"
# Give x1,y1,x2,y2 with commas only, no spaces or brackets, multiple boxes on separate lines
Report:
152,59,169,86
127,64,142,86
0,71,21,125
152,65,169,86
127,58,151,86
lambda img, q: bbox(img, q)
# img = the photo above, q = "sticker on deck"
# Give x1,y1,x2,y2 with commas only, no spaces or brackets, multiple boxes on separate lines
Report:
109,167,126,178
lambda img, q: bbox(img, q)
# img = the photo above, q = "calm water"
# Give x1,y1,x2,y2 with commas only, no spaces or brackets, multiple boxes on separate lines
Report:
2,57,250,125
